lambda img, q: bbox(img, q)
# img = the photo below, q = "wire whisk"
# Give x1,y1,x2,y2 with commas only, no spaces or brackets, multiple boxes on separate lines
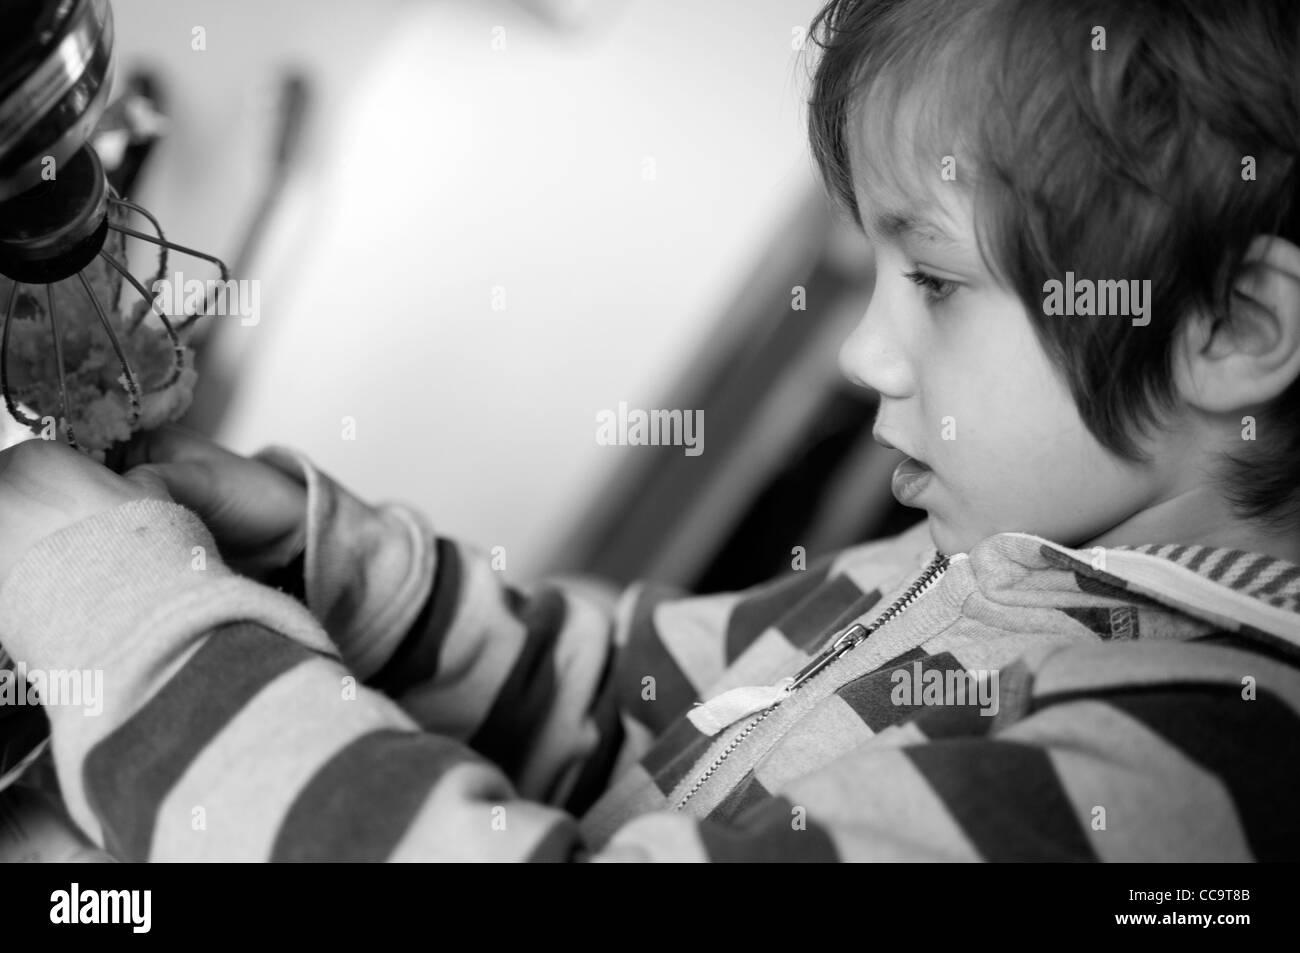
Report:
0,146,230,459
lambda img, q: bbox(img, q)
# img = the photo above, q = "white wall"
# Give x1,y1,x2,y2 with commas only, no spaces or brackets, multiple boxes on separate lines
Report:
112,0,828,579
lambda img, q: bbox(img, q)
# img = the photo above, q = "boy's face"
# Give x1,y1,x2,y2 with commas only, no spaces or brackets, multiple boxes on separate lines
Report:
840,144,1185,555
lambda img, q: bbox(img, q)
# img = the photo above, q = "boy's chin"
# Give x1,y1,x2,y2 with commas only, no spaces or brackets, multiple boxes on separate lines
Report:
926,509,1103,556
925,513,984,558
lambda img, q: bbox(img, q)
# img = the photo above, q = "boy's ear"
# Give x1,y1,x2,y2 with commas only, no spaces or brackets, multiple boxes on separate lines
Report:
1174,234,1300,414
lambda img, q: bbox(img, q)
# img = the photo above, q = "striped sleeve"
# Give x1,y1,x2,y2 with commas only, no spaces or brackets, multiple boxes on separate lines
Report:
251,445,640,811
250,446,916,815
0,499,589,861
0,498,889,861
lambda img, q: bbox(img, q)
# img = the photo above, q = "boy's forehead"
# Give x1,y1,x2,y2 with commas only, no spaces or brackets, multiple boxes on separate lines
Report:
846,90,973,248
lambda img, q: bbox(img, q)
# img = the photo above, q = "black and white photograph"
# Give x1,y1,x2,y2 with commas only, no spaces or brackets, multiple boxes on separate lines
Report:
0,0,1294,908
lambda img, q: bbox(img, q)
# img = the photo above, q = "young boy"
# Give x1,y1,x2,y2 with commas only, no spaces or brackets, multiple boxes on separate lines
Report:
0,0,1297,861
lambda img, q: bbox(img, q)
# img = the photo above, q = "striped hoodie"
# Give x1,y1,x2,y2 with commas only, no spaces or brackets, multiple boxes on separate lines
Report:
1,445,1297,861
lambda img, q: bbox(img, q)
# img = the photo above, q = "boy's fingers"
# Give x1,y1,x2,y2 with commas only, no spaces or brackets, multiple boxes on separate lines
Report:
120,465,173,501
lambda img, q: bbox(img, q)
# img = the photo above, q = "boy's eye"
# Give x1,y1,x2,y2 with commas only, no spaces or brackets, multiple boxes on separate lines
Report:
902,269,958,305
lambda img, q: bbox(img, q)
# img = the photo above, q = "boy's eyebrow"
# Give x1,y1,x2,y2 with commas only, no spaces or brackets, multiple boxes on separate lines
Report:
865,209,960,248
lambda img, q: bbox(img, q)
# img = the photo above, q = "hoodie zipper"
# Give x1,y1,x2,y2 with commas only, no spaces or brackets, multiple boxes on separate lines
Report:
673,551,954,811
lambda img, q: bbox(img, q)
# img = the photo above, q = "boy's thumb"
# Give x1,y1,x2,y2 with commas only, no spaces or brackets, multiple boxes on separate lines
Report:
120,464,171,500
123,461,214,512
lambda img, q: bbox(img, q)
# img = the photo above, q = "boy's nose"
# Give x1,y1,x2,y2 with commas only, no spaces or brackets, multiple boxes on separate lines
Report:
838,298,911,399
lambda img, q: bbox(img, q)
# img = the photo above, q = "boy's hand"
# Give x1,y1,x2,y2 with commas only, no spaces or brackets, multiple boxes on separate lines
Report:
122,425,307,579
0,439,171,591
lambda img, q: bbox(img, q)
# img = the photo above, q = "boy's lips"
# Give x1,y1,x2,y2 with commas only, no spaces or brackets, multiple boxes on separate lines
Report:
873,430,933,505
890,455,933,506
872,429,928,467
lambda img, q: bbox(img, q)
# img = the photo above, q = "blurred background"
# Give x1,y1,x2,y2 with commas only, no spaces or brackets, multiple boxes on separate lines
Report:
11,0,923,591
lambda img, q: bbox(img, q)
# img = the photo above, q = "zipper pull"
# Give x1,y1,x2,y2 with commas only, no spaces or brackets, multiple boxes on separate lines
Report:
788,623,868,691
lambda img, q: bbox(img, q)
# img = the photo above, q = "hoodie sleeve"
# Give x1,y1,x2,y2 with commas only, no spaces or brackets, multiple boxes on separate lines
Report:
246,445,917,814
0,497,883,861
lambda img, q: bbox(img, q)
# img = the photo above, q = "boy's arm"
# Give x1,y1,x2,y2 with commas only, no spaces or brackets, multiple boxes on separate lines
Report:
0,501,1275,861
0,499,837,861
0,499,580,861
250,445,675,812
249,445,921,813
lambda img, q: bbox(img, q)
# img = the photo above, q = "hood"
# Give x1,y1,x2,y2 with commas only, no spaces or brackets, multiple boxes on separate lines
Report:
961,531,1300,652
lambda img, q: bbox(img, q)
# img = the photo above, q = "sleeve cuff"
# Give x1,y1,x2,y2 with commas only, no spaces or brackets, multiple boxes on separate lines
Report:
251,445,436,679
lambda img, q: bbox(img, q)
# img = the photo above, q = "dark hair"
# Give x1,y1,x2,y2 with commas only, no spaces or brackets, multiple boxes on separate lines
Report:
807,0,1300,526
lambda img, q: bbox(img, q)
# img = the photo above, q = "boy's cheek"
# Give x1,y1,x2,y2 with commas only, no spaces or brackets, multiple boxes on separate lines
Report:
922,450,1056,545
